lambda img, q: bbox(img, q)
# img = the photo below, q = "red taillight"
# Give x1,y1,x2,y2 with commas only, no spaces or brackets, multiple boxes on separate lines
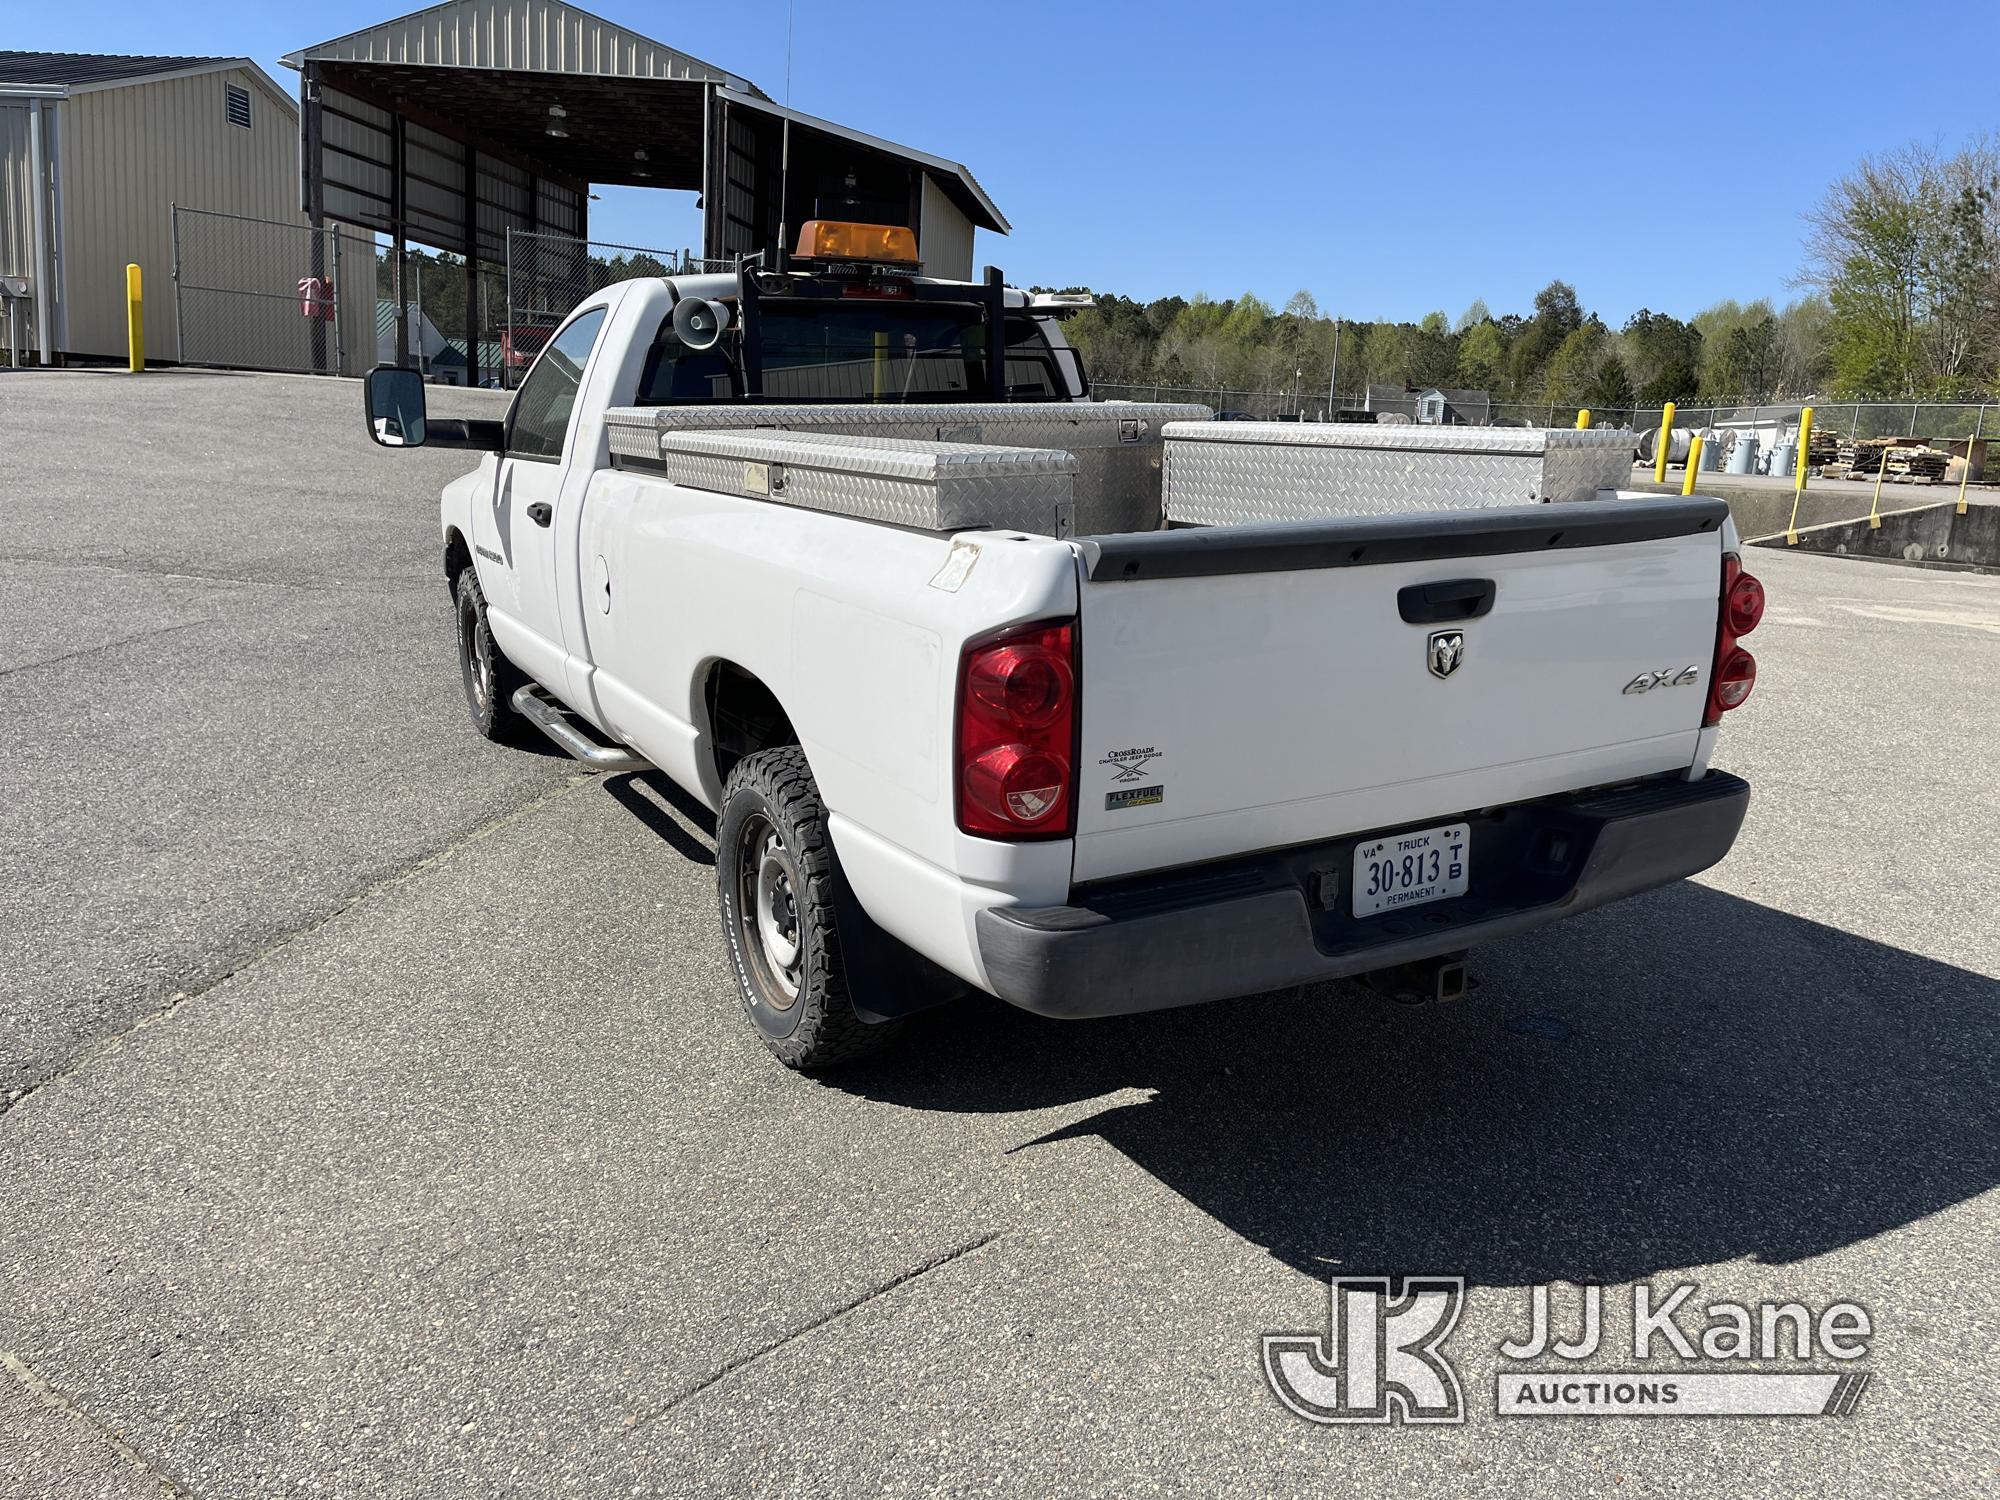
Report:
957,619,1077,838
1714,647,1757,709
1725,570,1765,636
1705,554,1764,725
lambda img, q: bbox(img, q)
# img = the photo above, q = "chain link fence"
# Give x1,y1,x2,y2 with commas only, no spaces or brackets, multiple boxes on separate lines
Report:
499,230,726,388
168,211,731,385
372,246,511,387
170,206,370,376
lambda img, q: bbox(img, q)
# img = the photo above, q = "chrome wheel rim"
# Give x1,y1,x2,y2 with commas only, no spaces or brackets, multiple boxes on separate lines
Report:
737,813,802,1007
458,594,492,715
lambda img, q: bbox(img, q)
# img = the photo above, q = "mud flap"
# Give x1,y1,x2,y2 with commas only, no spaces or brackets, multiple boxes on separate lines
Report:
829,854,971,1025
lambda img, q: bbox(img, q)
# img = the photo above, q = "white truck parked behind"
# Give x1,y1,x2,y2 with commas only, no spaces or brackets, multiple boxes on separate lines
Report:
364,221,1763,1069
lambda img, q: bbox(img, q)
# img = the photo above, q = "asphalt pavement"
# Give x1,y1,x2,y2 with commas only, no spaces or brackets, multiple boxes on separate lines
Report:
0,368,1994,1498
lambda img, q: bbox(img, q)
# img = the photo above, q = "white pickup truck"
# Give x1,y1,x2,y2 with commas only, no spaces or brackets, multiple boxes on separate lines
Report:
363,222,1762,1069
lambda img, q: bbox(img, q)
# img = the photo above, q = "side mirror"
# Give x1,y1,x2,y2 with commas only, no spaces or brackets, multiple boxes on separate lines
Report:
365,365,428,447
363,364,506,452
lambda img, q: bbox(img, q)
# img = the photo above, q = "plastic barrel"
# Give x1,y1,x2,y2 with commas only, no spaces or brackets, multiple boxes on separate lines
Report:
1769,442,1796,478
1725,433,1760,475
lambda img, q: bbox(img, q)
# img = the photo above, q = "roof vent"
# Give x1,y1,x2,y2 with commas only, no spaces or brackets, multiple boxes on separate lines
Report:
224,82,251,129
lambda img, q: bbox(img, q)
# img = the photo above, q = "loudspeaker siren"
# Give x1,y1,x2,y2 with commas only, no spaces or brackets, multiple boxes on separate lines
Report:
672,296,733,350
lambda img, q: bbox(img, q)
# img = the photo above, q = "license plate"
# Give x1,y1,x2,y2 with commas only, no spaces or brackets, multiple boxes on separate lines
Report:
1352,822,1470,918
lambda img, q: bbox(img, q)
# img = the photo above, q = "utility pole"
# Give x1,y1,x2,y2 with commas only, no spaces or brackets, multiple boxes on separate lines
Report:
1326,317,1342,417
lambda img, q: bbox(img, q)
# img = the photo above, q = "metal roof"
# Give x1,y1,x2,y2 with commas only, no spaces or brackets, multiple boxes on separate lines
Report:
0,52,294,97
282,0,764,97
716,88,1009,235
0,52,231,86
0,53,297,109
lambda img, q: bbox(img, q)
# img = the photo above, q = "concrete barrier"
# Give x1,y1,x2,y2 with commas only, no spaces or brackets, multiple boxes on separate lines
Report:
1747,500,2000,569
1621,473,1978,544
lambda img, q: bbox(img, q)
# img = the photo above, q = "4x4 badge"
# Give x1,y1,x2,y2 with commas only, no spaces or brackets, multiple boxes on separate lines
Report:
1427,630,1464,679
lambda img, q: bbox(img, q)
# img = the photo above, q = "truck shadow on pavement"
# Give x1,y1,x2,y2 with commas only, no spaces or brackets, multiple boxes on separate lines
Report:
836,881,2000,1288
603,771,717,866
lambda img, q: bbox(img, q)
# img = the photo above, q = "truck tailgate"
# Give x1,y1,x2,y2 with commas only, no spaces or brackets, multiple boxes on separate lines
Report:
1070,499,1728,884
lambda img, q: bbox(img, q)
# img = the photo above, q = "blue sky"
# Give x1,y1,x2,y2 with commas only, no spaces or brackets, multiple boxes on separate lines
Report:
21,0,2000,322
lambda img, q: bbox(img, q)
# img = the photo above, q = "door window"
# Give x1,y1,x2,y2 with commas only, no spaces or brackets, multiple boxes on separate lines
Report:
506,307,608,459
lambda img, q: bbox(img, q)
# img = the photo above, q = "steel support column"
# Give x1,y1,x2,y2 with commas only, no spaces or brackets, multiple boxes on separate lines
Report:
303,65,330,374
464,146,481,387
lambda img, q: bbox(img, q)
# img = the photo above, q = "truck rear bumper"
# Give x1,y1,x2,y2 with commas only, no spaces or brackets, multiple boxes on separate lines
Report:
974,770,1749,1019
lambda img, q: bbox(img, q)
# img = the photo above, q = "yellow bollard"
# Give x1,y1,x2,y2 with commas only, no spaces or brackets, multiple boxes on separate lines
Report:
1784,406,1815,544
1576,408,1592,430
1653,400,1676,484
1957,415,1981,516
125,263,144,372
1681,434,1704,495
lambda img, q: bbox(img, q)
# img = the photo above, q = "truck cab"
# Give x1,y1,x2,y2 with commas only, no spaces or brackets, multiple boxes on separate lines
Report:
615,221,1088,409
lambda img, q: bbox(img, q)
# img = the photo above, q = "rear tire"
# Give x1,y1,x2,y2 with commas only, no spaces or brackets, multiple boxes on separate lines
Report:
716,746,901,1070
454,567,527,743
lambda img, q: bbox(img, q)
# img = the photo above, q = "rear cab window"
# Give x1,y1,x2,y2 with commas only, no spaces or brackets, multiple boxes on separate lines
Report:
636,300,1066,406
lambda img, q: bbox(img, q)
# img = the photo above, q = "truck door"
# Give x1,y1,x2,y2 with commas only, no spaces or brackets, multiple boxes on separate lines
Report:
480,306,609,698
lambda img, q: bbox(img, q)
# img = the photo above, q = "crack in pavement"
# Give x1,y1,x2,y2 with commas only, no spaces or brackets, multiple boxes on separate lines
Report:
0,622,212,682
0,555,417,592
1,1350,195,1498
636,1232,1002,1426
0,772,593,1120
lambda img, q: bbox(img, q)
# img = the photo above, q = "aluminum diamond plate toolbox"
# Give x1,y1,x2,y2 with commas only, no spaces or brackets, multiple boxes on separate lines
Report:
1160,421,1638,525
645,428,1079,535
604,401,1208,533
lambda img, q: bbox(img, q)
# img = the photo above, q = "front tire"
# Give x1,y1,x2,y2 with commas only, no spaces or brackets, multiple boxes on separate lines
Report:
716,746,901,1069
453,567,527,743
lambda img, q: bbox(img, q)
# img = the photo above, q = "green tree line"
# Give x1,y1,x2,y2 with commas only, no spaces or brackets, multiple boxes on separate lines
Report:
1057,136,2000,407
1053,283,1835,411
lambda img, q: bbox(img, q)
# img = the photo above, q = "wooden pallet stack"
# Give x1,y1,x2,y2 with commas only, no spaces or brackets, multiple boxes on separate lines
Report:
1843,438,1951,481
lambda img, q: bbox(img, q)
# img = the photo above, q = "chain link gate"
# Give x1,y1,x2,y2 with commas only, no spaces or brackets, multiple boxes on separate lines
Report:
500,229,730,387
170,205,364,375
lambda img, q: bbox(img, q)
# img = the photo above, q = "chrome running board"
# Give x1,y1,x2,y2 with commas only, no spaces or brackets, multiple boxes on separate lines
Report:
510,684,652,774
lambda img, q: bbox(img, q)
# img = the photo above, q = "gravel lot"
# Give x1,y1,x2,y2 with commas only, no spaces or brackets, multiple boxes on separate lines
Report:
1,368,1995,1498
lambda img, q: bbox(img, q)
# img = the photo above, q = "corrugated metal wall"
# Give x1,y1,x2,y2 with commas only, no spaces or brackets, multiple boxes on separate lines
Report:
919,176,973,282
57,66,338,363
303,0,734,81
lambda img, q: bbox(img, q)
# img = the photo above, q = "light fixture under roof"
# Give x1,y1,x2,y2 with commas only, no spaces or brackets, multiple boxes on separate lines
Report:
545,102,568,139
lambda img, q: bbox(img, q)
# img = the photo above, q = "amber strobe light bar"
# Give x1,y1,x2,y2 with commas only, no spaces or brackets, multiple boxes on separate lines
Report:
792,220,920,269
